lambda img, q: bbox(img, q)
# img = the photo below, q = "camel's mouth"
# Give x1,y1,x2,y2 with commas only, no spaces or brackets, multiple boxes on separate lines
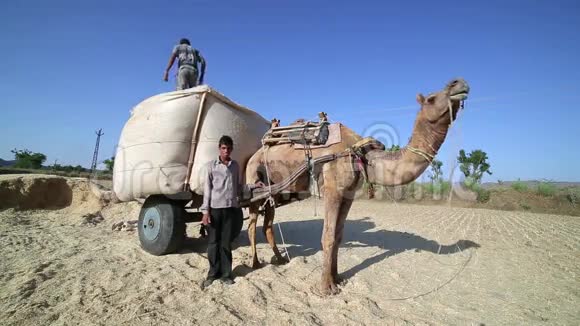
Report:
449,90,469,101
446,79,470,102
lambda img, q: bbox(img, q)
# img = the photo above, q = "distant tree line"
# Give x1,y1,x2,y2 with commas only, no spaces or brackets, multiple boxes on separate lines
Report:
7,148,114,173
11,149,46,169
51,163,90,173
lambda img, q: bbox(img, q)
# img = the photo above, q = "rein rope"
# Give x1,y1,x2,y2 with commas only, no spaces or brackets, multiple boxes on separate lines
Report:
406,99,464,163
259,139,290,260
259,140,276,212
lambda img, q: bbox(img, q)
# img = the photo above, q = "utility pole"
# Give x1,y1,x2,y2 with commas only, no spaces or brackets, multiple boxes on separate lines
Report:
90,129,104,176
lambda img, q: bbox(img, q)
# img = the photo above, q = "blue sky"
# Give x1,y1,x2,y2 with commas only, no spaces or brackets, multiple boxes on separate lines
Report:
1,0,579,181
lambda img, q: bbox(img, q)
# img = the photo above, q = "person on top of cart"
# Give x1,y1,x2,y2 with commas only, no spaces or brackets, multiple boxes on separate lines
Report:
163,38,206,90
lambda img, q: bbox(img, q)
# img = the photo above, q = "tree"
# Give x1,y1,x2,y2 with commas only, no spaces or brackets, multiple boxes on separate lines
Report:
103,157,115,172
386,144,400,152
428,159,443,182
457,149,492,185
11,148,46,169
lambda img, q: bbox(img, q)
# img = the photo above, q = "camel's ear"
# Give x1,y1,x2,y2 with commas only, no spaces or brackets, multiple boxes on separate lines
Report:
416,93,425,104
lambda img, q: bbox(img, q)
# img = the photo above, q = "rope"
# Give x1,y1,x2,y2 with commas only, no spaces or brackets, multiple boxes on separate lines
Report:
259,142,276,211
406,146,435,163
301,130,322,217
259,141,290,260
313,190,318,216
405,99,465,164
248,153,344,203
277,223,291,260
448,98,454,128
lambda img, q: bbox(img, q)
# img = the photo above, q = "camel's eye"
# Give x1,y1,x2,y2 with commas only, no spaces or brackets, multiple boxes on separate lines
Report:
427,95,436,104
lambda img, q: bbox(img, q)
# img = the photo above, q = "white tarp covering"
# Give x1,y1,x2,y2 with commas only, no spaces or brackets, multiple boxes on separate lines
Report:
113,85,269,202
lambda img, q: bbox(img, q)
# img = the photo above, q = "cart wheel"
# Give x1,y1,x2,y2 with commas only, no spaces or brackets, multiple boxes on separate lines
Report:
138,195,186,255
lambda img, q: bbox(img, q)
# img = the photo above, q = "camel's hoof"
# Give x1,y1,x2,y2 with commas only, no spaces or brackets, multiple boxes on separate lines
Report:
250,259,262,269
319,282,341,296
333,275,347,285
270,255,289,265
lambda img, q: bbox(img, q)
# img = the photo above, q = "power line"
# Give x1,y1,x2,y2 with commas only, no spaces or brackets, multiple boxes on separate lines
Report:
90,129,104,176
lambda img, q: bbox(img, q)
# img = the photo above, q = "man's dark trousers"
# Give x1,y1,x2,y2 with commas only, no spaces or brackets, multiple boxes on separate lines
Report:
207,207,236,279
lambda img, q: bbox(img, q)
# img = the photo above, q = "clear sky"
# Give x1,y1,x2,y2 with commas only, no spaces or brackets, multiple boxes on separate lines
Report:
1,0,579,182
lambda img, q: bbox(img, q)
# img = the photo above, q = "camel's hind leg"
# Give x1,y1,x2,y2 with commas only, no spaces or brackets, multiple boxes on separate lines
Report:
263,203,289,265
248,203,261,269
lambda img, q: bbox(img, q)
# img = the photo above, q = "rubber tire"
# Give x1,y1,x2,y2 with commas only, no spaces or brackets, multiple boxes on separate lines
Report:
138,195,186,255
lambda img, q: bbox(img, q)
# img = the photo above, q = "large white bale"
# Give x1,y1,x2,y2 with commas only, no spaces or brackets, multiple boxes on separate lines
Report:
113,85,269,202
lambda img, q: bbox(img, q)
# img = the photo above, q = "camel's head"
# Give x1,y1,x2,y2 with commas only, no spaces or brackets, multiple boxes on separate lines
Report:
416,78,470,124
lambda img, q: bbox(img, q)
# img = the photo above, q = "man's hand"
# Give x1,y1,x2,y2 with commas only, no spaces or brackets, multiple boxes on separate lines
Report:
255,181,266,188
202,213,211,225
163,70,169,82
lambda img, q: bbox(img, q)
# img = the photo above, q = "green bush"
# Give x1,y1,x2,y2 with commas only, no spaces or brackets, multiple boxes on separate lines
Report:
404,182,418,199
511,180,528,192
436,181,451,195
536,182,556,197
464,182,491,203
521,203,531,210
423,181,451,197
476,188,491,203
566,188,579,206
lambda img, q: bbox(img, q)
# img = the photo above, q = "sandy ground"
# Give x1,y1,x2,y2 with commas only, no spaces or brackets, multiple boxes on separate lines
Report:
0,177,579,325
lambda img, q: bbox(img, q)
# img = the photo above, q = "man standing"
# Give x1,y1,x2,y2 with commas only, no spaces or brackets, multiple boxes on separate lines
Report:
163,38,206,90
200,135,264,288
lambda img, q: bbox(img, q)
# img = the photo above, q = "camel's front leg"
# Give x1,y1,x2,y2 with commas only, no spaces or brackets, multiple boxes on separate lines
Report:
332,196,354,284
263,203,289,265
248,204,261,269
320,191,342,295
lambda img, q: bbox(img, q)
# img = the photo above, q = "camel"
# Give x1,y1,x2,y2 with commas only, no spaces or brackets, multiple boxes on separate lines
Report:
244,78,470,295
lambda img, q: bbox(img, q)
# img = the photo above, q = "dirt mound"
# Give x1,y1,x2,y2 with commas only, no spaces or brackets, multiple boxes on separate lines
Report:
0,175,106,214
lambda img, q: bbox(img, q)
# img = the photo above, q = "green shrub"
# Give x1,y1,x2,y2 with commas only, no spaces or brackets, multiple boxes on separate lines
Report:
566,188,579,206
536,182,556,197
464,182,491,203
521,203,531,210
436,181,451,195
405,182,418,199
423,181,451,197
511,180,528,192
475,187,491,203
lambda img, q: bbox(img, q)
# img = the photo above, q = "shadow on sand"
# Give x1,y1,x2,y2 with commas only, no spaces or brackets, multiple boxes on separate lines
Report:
178,217,480,280
273,217,480,279
177,224,252,255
